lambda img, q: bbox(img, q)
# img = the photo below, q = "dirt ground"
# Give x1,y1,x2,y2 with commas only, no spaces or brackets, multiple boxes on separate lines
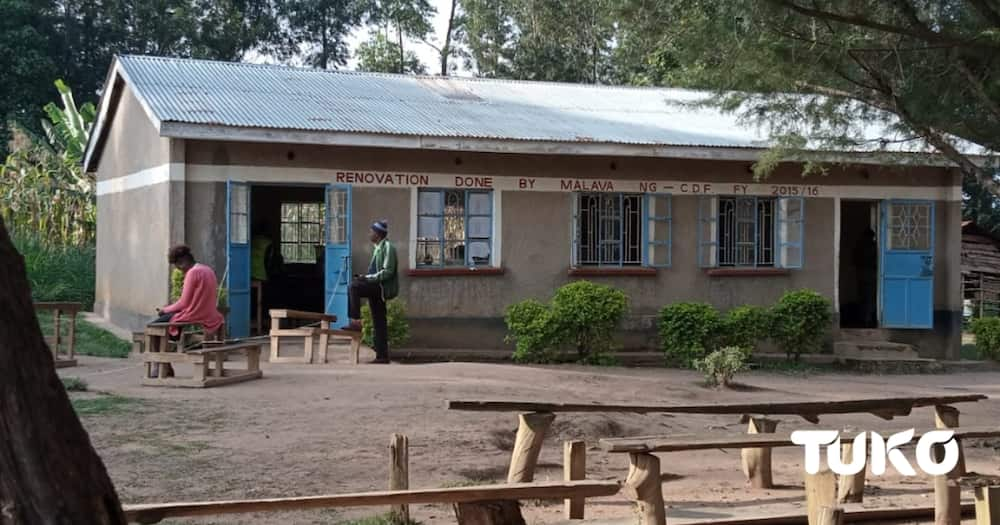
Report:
61,347,1000,525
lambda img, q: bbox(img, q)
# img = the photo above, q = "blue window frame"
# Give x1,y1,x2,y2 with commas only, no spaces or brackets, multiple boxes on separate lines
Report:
416,189,493,267
697,195,803,268
572,192,671,267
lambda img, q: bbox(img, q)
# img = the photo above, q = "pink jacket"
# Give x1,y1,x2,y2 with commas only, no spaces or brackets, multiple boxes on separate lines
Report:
162,263,224,335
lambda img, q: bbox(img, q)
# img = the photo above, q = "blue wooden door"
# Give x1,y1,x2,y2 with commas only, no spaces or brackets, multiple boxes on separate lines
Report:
226,180,251,338
324,185,352,324
880,200,935,328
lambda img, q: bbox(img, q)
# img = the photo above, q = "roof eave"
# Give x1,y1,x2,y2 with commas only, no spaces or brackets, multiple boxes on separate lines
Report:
159,121,968,168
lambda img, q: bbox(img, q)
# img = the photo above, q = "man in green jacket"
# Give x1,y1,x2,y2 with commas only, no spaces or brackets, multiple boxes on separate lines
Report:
344,219,398,363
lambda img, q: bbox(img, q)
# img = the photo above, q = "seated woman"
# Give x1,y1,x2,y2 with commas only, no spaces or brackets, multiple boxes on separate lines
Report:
155,245,225,340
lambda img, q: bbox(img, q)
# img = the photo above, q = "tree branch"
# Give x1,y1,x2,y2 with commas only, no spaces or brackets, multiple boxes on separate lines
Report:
967,0,1000,27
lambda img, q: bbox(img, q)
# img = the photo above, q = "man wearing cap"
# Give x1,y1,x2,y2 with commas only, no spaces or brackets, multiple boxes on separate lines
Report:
344,220,398,363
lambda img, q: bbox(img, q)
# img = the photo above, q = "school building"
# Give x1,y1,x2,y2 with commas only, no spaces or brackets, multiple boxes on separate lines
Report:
83,55,972,359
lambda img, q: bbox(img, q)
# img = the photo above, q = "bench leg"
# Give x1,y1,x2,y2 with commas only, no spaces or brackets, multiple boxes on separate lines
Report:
193,357,207,381
975,486,1000,525
303,335,314,364
53,309,62,358
805,467,836,525
564,440,586,519
270,335,280,361
318,321,329,364
215,352,225,377
935,405,966,476
247,347,260,372
836,437,867,504
625,452,665,525
67,312,76,360
741,416,778,489
507,411,556,483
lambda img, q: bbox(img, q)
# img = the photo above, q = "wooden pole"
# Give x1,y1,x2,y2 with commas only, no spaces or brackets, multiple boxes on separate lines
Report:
507,412,556,483
625,452,665,525
805,467,837,525
935,405,967,476
741,416,778,488
563,440,586,519
817,506,845,525
389,434,409,523
836,436,867,503
934,442,961,525
975,485,1000,525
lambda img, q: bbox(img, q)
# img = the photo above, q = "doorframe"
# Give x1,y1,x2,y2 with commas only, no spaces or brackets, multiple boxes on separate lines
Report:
837,198,882,328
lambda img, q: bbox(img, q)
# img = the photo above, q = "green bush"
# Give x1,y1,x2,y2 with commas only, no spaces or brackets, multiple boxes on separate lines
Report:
721,305,773,350
971,317,1000,360
506,281,629,364
550,281,628,358
505,299,562,363
658,302,723,366
695,346,750,387
771,289,832,361
362,300,410,349
14,234,95,308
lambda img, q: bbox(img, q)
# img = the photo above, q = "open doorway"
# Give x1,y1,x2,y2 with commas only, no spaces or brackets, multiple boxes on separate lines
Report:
249,185,327,324
839,200,879,328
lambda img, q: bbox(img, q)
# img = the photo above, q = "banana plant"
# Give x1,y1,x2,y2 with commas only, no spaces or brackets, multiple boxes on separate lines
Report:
41,79,96,166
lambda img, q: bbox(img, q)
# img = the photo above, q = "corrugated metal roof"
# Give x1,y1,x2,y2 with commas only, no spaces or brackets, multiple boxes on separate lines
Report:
113,54,944,153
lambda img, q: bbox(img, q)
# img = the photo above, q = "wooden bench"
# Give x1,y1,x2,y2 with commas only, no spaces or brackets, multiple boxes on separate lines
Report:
34,302,83,368
269,309,362,364
601,426,1000,525
447,395,988,493
122,479,620,524
142,341,262,388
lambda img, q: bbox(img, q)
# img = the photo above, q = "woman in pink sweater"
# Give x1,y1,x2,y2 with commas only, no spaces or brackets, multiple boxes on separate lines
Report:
155,245,224,338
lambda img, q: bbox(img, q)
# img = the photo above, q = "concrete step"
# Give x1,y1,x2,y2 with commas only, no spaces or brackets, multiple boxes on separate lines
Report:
833,340,920,360
838,328,890,342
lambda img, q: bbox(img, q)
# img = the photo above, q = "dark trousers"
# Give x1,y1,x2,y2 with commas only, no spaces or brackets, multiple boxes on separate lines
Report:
349,278,388,359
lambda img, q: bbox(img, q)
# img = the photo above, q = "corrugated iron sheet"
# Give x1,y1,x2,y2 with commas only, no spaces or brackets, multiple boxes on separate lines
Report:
117,54,940,152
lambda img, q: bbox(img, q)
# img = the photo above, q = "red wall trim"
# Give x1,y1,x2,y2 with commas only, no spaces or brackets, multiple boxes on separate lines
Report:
407,267,506,277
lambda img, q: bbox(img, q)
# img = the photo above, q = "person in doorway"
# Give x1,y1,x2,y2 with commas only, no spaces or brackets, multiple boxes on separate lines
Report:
854,227,878,326
251,221,282,283
343,220,398,364
155,245,225,338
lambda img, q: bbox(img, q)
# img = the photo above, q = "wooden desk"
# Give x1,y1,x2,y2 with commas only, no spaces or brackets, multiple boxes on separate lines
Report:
143,341,262,388
269,309,362,364
34,302,83,368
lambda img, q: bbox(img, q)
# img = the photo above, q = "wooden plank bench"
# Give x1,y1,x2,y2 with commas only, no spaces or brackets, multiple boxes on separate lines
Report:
447,395,988,493
269,309,362,364
601,427,1000,525
34,302,83,368
142,341,262,388
122,479,620,524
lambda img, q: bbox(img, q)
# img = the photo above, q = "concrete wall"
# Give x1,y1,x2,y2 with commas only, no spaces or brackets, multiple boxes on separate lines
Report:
94,87,180,331
169,140,963,357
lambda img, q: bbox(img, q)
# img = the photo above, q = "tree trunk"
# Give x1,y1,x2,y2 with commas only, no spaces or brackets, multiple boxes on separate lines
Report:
0,217,126,524
397,24,405,74
440,0,458,75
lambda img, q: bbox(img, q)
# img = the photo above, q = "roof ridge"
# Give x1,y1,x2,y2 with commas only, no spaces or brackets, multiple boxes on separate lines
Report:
116,54,708,95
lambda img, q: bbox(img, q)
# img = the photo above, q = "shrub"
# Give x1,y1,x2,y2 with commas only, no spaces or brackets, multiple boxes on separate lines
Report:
61,377,88,392
721,305,773,350
550,281,628,358
771,289,832,361
14,234,95,307
971,317,1000,360
695,346,750,387
658,302,723,366
505,299,562,363
362,300,410,349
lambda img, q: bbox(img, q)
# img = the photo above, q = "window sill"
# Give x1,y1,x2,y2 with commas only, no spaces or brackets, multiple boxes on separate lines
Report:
568,267,658,277
705,268,790,277
407,267,505,277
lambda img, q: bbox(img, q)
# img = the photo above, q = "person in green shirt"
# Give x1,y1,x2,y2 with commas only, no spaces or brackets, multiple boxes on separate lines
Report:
343,219,398,363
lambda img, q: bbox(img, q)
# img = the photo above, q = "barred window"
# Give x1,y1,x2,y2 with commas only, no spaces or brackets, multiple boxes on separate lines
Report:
717,197,775,267
416,189,493,267
280,202,324,263
574,193,643,266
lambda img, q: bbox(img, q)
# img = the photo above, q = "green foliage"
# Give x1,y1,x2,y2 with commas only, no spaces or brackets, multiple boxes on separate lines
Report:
276,0,369,68
550,281,628,357
658,302,723,366
771,289,833,361
506,281,628,364
61,377,88,392
15,234,94,307
36,311,131,358
356,32,427,74
721,305,773,351
335,513,421,525
42,79,96,164
695,346,750,387
971,317,1000,360
362,300,410,348
505,299,562,363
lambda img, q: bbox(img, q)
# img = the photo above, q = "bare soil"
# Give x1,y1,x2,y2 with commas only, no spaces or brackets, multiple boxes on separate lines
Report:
61,348,1000,524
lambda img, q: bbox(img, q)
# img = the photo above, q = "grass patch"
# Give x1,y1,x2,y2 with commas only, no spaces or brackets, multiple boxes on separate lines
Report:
961,343,979,360
36,311,131,358
71,394,136,416
336,513,421,525
61,377,88,392
14,234,95,307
